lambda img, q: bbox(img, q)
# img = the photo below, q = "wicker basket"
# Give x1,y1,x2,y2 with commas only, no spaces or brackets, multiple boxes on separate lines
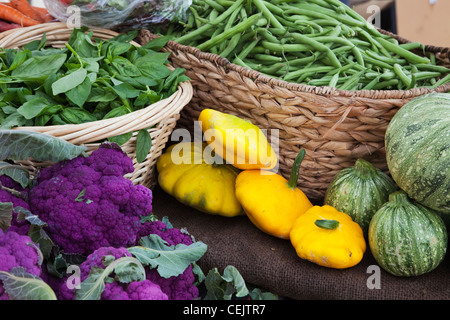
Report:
138,29,450,201
0,23,193,189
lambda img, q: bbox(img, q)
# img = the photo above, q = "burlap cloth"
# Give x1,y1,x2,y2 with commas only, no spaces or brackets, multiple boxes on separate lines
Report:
151,185,450,300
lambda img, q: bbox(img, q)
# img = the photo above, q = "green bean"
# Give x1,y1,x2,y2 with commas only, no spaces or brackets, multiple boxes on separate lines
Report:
354,28,390,57
204,0,225,12
253,53,283,63
307,0,335,10
372,79,399,90
218,7,243,52
260,0,284,15
216,0,234,6
261,41,310,53
235,35,260,61
328,73,339,87
253,0,285,30
289,3,366,28
308,74,353,86
256,28,281,43
430,53,436,65
365,71,396,80
365,50,407,65
326,62,358,76
285,53,322,67
219,33,241,59
413,71,442,81
174,0,245,44
376,37,431,64
189,6,210,28
361,76,381,90
265,27,289,37
361,55,393,70
393,63,412,87
313,35,364,66
258,62,290,74
415,64,450,73
197,13,261,51
209,9,220,23
293,20,324,33
283,65,336,81
288,33,341,68
239,6,247,20
406,73,417,90
233,56,259,70
432,73,450,88
206,23,225,54
255,17,269,27
282,8,341,25
340,71,363,90
398,42,424,51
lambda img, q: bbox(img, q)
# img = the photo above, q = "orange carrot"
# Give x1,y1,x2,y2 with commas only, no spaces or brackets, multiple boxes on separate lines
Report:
0,3,40,27
32,6,54,22
9,0,44,23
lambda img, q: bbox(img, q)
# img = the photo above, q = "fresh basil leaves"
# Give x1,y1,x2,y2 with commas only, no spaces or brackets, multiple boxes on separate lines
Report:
0,28,189,163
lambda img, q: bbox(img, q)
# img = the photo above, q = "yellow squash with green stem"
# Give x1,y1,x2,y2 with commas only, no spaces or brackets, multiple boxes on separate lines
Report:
290,205,366,269
157,142,244,217
199,109,278,170
235,149,313,239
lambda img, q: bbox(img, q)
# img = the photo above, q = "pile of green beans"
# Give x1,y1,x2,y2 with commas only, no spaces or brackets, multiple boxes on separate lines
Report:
157,0,450,90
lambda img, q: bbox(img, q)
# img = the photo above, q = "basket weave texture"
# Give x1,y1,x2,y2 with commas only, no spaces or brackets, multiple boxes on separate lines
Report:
0,23,193,189
138,29,450,201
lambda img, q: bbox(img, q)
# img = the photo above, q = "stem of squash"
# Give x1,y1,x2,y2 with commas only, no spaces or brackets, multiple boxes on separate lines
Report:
315,219,340,230
354,158,378,178
287,148,306,190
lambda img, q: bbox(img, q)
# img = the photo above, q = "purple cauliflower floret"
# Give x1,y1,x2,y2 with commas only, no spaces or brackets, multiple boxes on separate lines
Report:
0,175,28,192
0,230,42,300
102,280,168,300
80,246,132,280
54,246,168,300
139,220,199,300
28,143,153,256
138,220,194,246
146,265,198,300
0,176,30,235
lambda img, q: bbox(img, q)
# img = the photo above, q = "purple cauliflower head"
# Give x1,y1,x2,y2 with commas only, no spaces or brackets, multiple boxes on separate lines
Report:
0,230,42,300
0,176,30,235
146,264,198,300
138,219,194,246
54,246,168,300
79,246,132,281
138,220,199,300
29,144,153,256
101,280,169,300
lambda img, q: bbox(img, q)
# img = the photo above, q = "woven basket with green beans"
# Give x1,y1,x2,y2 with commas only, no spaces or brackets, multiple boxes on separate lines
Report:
155,0,450,90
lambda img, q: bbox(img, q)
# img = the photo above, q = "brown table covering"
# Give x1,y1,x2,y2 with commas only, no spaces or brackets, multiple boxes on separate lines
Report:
151,186,450,300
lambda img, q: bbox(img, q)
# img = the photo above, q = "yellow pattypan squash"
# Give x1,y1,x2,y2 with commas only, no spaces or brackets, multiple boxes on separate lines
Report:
235,149,313,239
198,109,278,170
290,205,366,269
157,142,244,217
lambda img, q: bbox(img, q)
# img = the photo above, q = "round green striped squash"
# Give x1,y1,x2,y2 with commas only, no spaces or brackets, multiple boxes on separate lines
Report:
324,158,398,233
385,93,450,214
368,190,448,277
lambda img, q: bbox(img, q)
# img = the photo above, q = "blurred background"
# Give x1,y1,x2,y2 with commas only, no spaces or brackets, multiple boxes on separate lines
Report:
350,0,450,47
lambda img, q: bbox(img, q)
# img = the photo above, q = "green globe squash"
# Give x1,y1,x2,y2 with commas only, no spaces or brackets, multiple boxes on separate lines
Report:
368,190,448,277
324,158,398,233
385,93,450,214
